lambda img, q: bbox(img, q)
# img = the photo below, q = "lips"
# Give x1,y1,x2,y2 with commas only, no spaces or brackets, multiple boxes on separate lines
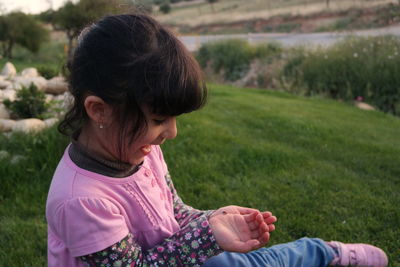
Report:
140,145,152,155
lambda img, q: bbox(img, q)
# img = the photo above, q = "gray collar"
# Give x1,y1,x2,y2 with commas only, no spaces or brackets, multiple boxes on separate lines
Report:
68,136,140,178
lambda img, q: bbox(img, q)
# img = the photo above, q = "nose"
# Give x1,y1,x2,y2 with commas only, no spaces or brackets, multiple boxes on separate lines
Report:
163,117,177,140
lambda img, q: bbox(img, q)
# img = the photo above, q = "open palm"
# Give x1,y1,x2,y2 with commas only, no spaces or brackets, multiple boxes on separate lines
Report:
209,211,272,253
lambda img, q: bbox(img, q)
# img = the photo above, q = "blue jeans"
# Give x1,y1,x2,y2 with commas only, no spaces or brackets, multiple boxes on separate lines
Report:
203,238,335,267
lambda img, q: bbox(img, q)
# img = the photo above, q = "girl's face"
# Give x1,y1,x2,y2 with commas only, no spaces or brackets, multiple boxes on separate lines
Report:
117,106,177,165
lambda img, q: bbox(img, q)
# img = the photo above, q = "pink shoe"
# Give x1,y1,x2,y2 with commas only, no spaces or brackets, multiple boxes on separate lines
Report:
328,241,388,267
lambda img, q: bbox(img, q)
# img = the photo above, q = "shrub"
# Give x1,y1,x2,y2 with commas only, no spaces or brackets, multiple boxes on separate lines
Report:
3,83,48,119
159,2,171,14
38,65,59,79
253,42,283,59
197,39,282,82
282,35,400,115
197,39,254,81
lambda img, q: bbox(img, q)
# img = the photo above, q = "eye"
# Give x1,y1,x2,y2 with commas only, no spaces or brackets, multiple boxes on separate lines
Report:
153,118,166,125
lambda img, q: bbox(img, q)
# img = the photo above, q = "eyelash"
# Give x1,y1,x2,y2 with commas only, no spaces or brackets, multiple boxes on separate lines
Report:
153,119,166,125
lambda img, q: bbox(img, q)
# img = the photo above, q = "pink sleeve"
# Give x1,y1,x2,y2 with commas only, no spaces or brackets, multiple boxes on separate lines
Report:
56,197,129,257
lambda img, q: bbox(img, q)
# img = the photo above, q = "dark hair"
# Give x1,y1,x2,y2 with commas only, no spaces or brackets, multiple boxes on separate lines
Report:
58,13,207,151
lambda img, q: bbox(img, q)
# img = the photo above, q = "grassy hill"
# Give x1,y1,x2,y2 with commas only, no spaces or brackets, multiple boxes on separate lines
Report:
155,0,396,29
0,84,399,266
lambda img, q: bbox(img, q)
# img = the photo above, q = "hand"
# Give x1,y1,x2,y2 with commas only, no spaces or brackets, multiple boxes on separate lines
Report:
209,206,277,253
212,206,277,233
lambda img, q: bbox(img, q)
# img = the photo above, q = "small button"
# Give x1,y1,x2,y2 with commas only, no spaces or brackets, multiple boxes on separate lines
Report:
151,179,156,187
144,169,151,177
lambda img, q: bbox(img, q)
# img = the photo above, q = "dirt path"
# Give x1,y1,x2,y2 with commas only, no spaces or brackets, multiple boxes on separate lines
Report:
179,24,400,51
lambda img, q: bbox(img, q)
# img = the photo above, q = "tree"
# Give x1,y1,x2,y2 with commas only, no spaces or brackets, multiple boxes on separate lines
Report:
0,12,49,59
52,0,145,59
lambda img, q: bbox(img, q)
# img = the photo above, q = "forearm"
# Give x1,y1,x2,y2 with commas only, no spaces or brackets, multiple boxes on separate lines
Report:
165,172,215,227
80,215,223,266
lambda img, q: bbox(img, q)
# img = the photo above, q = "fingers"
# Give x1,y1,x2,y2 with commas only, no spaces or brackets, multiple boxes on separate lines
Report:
236,206,260,215
245,213,276,232
268,223,276,232
248,220,259,231
258,232,270,246
237,239,261,253
265,215,277,224
243,212,258,223
261,211,272,218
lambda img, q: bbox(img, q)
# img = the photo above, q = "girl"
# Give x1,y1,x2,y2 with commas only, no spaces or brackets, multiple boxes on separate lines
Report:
46,13,388,267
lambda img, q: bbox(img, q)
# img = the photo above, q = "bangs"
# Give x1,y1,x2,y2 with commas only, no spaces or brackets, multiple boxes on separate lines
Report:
122,27,208,117
146,51,208,117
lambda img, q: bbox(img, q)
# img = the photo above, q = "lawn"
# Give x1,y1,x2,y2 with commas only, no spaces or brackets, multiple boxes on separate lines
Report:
0,83,399,266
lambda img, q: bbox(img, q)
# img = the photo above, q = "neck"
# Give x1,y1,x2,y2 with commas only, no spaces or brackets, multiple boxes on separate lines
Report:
77,125,120,162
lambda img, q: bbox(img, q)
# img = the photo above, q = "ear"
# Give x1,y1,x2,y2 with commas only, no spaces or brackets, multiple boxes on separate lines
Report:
84,95,113,127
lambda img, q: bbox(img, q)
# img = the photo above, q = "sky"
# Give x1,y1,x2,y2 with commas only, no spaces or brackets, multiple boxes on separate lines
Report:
0,0,78,14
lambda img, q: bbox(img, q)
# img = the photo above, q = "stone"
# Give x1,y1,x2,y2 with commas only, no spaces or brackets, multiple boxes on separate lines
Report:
21,68,39,78
0,80,11,89
1,89,16,102
44,118,58,128
45,94,54,103
10,155,27,164
12,118,46,133
54,91,73,108
45,76,68,94
12,76,47,91
5,83,22,91
0,104,10,119
1,62,17,78
0,118,16,132
0,150,10,160
355,102,375,111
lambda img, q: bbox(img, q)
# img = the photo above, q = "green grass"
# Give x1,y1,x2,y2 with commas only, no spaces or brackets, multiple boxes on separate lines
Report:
1,84,399,266
0,41,66,74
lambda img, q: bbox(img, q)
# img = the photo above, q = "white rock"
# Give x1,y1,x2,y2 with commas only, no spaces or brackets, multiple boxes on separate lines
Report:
5,82,22,91
12,76,47,91
12,118,46,133
44,118,58,128
45,76,68,94
355,102,375,111
2,132,13,138
1,62,17,78
0,118,15,132
1,89,16,102
0,80,11,89
0,104,10,119
21,68,39,78
45,94,54,103
10,155,27,164
0,150,10,160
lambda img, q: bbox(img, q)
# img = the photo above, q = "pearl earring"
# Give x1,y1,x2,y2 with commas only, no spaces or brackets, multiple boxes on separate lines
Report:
99,124,104,129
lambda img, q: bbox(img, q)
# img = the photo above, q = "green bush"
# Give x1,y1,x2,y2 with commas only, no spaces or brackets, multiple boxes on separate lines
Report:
197,39,282,81
197,39,253,81
253,42,283,59
3,83,49,119
38,65,59,79
282,35,400,115
159,2,171,14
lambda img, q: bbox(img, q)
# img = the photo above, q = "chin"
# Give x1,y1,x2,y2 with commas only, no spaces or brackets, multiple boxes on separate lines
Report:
129,156,145,166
